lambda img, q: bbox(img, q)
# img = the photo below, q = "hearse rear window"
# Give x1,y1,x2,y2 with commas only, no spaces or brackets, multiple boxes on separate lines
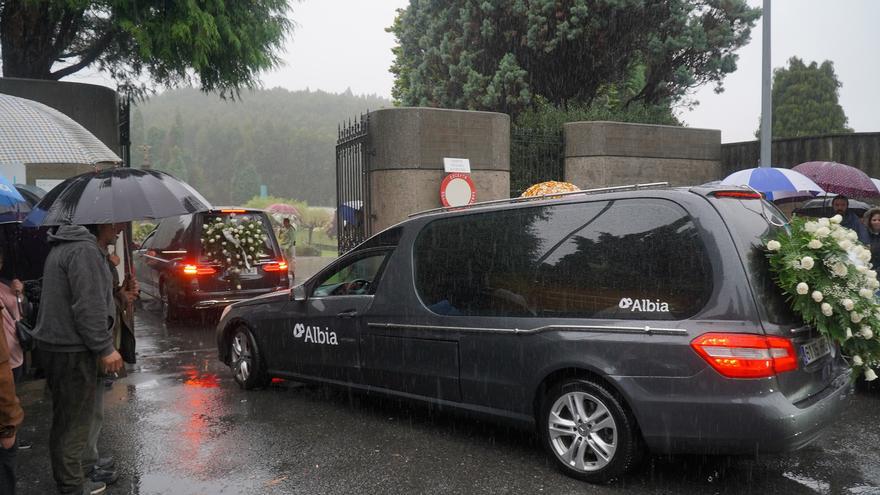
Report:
198,212,279,261
414,199,712,320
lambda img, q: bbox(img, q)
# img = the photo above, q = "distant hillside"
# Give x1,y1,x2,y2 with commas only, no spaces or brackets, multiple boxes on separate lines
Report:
131,87,391,206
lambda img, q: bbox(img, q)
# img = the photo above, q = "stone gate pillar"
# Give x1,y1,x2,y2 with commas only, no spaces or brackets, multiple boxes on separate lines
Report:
563,121,722,188
368,108,510,233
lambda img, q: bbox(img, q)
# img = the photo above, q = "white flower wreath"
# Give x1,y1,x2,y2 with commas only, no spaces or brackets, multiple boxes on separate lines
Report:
767,214,880,381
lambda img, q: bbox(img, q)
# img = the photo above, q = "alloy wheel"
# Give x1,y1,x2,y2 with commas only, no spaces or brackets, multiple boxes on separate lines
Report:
547,391,618,472
231,331,252,383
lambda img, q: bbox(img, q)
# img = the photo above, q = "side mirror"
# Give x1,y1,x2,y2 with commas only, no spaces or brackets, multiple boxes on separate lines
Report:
291,285,307,302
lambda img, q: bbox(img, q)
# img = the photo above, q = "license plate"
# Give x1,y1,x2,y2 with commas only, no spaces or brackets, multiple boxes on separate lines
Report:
228,267,257,276
801,337,831,366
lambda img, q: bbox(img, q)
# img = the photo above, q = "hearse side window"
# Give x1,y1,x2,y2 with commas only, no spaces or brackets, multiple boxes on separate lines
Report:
312,253,388,297
139,228,157,250
414,199,712,320
151,214,192,254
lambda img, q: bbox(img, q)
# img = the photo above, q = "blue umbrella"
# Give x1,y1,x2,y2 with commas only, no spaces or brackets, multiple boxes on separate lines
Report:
721,167,825,201
0,174,27,224
0,174,25,207
339,200,363,225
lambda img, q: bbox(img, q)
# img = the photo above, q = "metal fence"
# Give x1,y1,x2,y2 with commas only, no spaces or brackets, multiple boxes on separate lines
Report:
336,113,372,254
509,127,564,197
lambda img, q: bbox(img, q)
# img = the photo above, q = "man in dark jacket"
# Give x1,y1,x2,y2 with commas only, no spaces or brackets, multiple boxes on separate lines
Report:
833,195,870,244
31,224,122,495
0,316,24,494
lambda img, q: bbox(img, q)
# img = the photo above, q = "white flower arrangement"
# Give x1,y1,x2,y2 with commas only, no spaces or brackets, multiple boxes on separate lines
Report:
767,216,880,381
200,216,268,290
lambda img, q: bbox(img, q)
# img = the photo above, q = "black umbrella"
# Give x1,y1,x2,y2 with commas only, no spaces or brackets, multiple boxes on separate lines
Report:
25,168,211,226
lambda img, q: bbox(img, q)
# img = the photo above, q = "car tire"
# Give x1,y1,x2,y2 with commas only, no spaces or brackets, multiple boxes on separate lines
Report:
229,326,270,390
539,378,643,483
160,280,181,322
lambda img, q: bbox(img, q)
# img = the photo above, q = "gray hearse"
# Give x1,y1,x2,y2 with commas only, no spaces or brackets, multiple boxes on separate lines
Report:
215,184,851,482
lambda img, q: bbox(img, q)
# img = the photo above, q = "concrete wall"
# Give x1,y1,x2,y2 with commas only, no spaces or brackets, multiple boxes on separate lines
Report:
563,121,722,188
0,78,120,185
368,107,510,232
721,133,880,178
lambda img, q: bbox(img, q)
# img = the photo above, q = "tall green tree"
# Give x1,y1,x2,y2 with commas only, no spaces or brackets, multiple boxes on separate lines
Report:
388,0,760,116
231,164,261,204
0,0,293,96
757,57,852,138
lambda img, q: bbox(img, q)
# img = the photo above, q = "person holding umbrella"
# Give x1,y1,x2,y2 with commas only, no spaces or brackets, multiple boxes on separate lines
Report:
278,217,297,283
832,195,869,244
28,222,120,495
24,168,211,495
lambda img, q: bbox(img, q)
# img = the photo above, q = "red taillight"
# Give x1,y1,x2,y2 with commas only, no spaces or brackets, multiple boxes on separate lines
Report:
711,191,763,199
691,333,798,378
181,263,216,276
220,209,247,213
261,261,288,272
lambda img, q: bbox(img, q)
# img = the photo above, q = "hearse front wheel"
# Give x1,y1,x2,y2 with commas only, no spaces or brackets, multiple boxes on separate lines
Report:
229,326,269,390
540,379,643,482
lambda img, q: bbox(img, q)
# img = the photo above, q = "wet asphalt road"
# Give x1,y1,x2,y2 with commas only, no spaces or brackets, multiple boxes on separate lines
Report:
14,301,880,495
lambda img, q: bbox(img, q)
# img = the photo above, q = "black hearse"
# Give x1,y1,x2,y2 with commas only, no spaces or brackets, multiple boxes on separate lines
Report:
215,185,850,482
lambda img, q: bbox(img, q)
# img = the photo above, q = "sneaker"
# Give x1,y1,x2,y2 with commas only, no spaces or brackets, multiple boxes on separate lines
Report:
88,467,119,485
16,438,32,449
59,481,106,495
84,481,107,495
96,456,115,470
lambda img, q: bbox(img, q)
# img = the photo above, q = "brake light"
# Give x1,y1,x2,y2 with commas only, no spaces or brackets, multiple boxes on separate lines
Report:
181,263,216,276
220,209,247,213
262,261,288,272
711,191,763,199
691,333,798,378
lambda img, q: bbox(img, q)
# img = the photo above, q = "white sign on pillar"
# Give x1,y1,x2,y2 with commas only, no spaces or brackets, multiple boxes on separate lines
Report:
443,157,471,174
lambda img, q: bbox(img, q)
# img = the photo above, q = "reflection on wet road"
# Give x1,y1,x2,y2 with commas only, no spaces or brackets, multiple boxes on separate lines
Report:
15,301,880,494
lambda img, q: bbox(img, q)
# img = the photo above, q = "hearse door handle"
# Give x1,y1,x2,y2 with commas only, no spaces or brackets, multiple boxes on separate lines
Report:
337,309,359,318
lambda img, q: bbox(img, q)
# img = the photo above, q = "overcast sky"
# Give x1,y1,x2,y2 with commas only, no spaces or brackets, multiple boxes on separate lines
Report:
70,0,879,143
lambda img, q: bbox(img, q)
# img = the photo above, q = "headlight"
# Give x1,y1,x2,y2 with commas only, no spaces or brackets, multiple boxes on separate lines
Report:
220,304,233,321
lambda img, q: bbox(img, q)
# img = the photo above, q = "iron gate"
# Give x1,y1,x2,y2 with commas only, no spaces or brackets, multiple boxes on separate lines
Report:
336,113,372,254
509,126,564,197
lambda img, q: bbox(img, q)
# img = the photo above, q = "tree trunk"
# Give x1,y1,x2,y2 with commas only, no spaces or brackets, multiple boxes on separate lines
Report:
0,0,57,78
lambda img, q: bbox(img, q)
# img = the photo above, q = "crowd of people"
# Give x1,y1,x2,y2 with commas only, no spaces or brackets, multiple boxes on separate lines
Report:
0,223,138,495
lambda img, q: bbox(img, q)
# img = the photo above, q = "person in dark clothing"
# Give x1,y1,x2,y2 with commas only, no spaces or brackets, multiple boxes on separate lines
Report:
864,208,880,264
31,224,122,495
832,195,870,244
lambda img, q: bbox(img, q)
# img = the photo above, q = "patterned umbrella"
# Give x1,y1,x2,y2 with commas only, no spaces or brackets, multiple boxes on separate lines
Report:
0,93,121,165
792,161,880,198
266,203,301,219
721,167,824,201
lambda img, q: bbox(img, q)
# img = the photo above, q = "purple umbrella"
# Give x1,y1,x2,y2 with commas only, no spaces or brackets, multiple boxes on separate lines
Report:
792,161,880,198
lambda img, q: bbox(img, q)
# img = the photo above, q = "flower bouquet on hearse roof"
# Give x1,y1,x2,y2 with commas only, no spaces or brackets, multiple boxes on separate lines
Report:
200,216,268,290
766,214,880,381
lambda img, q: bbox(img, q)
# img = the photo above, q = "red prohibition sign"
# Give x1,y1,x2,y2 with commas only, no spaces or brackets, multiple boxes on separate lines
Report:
440,173,477,207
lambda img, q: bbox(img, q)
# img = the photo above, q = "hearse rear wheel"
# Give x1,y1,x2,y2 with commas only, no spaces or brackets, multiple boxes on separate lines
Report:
160,280,182,323
540,378,643,482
